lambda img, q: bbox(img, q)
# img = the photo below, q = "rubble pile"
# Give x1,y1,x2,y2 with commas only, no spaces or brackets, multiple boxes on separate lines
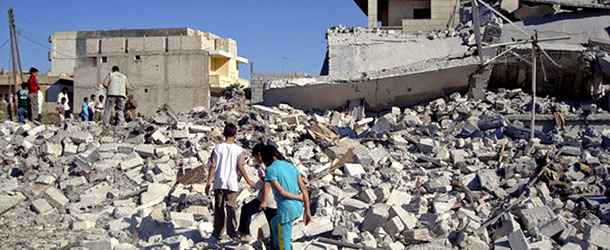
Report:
1,88,609,250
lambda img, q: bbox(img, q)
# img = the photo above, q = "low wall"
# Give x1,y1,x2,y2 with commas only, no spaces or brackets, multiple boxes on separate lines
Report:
263,64,480,111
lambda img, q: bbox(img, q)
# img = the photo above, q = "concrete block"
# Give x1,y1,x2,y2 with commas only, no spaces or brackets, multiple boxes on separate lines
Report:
561,146,582,156
35,175,56,185
43,187,69,208
360,203,390,232
280,115,299,126
0,178,19,193
539,217,566,238
120,153,144,171
82,237,119,250
60,176,87,189
358,189,377,204
417,138,437,153
389,205,417,230
63,143,78,156
140,183,171,205
304,216,333,237
403,228,431,241
151,130,169,144
40,142,63,156
99,143,118,153
135,144,156,158
108,219,132,231
170,212,195,228
477,169,499,191
584,224,610,249
340,198,368,211
508,230,530,250
343,163,365,177
383,216,405,236
188,125,212,133
31,198,53,214
386,190,411,206
374,186,390,203
118,143,135,154
370,147,389,165
517,205,556,230
70,131,93,144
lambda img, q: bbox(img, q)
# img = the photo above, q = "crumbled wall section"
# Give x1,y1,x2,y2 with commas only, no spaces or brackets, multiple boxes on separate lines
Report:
251,73,308,104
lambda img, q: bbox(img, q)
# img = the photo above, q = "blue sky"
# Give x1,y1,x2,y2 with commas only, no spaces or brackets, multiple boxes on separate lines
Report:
0,0,365,78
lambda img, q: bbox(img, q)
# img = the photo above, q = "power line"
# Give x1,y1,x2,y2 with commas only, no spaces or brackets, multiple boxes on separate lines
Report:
18,31,77,59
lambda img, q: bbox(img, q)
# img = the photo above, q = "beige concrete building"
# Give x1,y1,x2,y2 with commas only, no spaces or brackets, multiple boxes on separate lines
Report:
353,0,460,32
49,28,249,115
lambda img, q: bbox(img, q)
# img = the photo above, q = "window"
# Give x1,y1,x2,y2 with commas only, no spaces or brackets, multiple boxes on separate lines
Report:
134,55,141,60
413,8,431,19
144,88,149,93
101,56,107,63
125,39,129,53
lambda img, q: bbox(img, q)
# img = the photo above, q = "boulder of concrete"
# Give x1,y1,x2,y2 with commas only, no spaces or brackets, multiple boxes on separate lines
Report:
360,203,390,232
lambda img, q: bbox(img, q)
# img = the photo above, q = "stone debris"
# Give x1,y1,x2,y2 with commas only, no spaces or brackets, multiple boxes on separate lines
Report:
0,88,609,249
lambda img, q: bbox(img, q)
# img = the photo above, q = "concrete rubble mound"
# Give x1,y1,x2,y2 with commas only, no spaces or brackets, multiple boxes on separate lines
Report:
1,88,610,249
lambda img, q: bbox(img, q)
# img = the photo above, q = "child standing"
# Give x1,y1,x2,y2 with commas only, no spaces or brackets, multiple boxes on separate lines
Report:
238,143,277,243
205,123,256,240
88,95,96,122
56,97,67,123
262,145,311,250
95,95,105,122
80,97,89,121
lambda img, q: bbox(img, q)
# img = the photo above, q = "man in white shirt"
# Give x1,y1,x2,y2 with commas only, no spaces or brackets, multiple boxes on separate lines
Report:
205,123,256,240
57,87,71,119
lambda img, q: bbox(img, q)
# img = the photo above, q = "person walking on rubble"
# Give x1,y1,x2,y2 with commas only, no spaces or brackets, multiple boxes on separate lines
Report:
237,143,277,244
205,123,257,241
102,65,130,125
262,145,311,250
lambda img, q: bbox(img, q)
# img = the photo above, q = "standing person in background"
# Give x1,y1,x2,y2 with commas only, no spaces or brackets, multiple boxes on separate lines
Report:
88,95,96,122
124,94,137,122
27,67,41,122
16,82,29,124
57,87,71,120
95,95,105,122
79,97,89,121
262,145,311,250
56,97,67,123
102,65,130,125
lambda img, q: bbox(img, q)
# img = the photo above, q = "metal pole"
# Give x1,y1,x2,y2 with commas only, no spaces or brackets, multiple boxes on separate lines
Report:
9,10,24,83
471,0,484,64
8,9,18,121
530,31,537,142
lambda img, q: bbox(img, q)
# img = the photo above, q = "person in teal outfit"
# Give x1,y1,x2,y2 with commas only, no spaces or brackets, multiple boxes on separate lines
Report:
262,145,311,250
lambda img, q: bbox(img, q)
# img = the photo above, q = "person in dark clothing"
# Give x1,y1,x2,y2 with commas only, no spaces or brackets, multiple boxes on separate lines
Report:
238,143,278,243
16,82,29,123
124,94,137,122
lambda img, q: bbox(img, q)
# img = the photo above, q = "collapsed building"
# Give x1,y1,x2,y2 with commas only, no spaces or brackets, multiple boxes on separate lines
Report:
262,0,610,112
1,88,610,249
49,28,249,116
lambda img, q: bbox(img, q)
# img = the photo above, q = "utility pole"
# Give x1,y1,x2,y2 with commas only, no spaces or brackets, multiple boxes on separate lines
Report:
8,8,18,121
10,9,24,82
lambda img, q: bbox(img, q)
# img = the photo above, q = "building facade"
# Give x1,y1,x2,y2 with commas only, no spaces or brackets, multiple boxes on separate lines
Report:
353,0,460,32
49,28,248,115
